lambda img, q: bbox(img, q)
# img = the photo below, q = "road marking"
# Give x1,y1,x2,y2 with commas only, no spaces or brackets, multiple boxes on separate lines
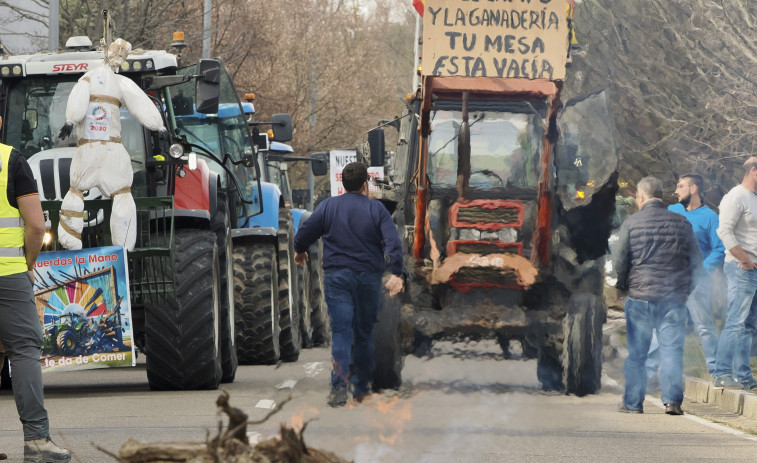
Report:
647,400,757,442
276,379,298,389
304,362,325,377
255,399,277,410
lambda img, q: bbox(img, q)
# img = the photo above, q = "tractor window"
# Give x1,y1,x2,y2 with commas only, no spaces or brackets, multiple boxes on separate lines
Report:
4,76,149,195
171,63,261,218
427,109,542,189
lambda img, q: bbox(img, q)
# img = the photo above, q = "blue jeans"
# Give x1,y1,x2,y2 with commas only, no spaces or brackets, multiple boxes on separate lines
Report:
646,272,719,377
715,262,757,382
324,269,382,396
687,271,719,376
624,297,686,411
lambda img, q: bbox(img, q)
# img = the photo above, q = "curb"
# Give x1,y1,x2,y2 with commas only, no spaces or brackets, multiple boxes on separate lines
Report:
684,376,757,419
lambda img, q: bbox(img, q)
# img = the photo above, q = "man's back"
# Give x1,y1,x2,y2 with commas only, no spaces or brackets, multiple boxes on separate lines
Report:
295,192,403,275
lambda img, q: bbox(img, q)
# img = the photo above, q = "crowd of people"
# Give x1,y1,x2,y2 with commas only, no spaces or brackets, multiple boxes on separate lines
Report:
614,158,757,416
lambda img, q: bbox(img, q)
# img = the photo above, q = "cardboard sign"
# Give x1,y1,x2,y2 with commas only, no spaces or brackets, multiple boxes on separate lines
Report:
33,246,135,372
422,0,569,80
329,149,384,196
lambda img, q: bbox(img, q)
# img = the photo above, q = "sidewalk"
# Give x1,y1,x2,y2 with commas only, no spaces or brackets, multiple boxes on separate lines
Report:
603,307,757,434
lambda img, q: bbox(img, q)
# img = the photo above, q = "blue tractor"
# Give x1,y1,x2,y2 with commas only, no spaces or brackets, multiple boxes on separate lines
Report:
231,101,329,365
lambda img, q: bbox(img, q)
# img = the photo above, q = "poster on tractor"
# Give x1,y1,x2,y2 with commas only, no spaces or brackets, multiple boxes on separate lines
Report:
328,148,384,196
32,246,135,372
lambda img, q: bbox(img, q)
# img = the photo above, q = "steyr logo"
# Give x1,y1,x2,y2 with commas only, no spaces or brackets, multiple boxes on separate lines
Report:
52,63,88,72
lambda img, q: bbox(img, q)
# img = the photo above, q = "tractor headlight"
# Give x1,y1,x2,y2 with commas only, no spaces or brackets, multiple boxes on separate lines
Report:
168,143,184,159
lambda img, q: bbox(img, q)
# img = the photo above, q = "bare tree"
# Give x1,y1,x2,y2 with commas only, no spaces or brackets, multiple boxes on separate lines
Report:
567,0,757,204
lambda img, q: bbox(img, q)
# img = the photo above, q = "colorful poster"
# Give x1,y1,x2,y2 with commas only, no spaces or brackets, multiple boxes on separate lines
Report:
32,246,135,372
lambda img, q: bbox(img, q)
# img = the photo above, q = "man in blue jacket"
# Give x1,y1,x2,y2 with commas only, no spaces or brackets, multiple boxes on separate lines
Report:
614,176,702,415
294,162,404,407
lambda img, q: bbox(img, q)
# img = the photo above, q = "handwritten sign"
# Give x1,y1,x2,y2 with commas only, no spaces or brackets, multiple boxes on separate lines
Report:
329,149,384,196
422,0,569,80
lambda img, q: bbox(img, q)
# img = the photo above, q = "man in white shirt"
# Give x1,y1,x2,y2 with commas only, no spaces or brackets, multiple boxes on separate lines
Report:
714,157,757,389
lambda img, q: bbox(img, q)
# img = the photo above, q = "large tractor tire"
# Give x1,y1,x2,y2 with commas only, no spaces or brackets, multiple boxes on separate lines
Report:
278,208,301,362
211,193,237,383
233,242,281,365
562,293,605,396
372,284,404,391
56,329,77,356
145,229,222,391
308,241,331,347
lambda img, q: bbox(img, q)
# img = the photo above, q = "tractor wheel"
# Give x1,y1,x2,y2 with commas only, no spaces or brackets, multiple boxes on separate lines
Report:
211,192,237,383
308,241,331,347
144,229,222,391
278,208,301,362
372,283,404,391
562,292,605,396
233,242,280,365
56,329,77,356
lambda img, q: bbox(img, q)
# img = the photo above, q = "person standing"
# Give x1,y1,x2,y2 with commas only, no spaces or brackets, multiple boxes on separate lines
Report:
647,174,725,380
614,176,702,415
0,116,71,462
294,162,404,407
714,157,757,390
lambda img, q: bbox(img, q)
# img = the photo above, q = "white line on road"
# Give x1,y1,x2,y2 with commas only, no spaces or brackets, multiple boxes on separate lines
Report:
647,400,757,442
255,399,277,410
276,379,298,389
304,362,325,377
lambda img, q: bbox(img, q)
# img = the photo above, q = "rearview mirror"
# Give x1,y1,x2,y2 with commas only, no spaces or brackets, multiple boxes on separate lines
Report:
368,128,385,167
196,59,221,114
311,152,328,177
271,113,293,142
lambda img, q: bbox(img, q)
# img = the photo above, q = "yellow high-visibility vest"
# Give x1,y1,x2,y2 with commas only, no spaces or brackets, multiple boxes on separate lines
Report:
0,143,27,276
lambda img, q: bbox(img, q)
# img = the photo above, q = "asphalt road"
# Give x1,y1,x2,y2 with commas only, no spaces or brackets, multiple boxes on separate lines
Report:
2,341,757,462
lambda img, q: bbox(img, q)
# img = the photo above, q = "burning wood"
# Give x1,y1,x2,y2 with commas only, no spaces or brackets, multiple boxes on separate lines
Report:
97,391,350,463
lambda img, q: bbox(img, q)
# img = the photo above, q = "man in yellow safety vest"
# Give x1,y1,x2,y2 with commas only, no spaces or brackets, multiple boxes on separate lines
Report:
0,115,71,462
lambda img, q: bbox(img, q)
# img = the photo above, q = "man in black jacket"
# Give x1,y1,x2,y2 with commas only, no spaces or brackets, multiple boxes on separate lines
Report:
613,176,702,416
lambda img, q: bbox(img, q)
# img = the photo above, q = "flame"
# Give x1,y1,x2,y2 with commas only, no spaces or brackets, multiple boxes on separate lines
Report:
289,406,319,433
373,396,413,444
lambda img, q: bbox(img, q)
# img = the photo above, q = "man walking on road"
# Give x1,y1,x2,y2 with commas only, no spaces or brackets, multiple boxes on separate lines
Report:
614,176,702,415
714,157,757,390
0,116,71,462
294,162,404,407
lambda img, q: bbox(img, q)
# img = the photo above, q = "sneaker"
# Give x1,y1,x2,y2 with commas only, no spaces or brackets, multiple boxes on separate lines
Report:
617,403,643,414
713,376,743,389
24,437,71,462
327,388,348,407
740,378,757,391
665,404,684,415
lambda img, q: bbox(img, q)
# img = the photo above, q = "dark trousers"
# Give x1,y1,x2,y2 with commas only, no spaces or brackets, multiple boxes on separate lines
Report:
323,269,382,396
0,272,49,440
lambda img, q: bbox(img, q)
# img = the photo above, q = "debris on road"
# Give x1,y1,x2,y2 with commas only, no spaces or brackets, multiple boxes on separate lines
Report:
98,391,350,463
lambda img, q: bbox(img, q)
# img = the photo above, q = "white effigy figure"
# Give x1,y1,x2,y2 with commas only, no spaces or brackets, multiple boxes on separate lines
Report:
58,38,164,251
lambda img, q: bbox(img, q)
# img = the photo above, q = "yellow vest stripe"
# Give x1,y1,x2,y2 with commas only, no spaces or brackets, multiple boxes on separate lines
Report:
0,143,28,276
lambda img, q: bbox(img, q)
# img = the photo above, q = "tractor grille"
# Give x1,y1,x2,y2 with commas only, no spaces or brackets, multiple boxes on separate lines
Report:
454,267,519,287
456,206,520,225
455,242,520,255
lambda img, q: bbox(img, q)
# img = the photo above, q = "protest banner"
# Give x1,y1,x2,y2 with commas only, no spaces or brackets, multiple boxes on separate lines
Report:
33,246,135,372
422,0,570,80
